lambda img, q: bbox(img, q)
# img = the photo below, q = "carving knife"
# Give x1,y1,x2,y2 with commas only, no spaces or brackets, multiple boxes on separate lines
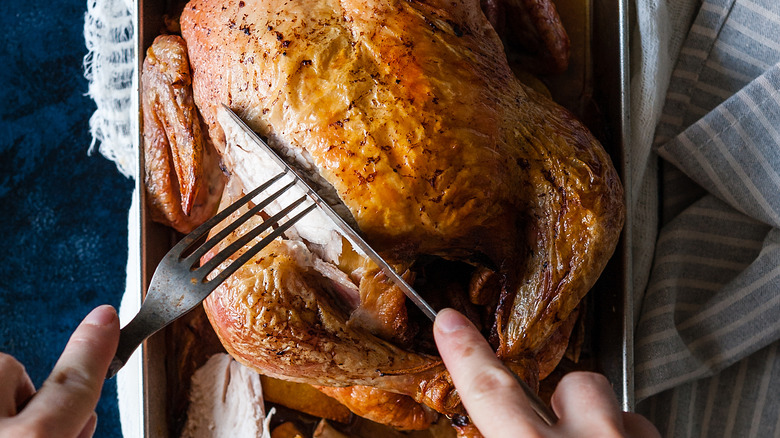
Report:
221,105,438,321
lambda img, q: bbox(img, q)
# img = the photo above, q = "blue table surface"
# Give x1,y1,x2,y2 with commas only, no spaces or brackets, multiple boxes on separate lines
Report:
1,1,133,437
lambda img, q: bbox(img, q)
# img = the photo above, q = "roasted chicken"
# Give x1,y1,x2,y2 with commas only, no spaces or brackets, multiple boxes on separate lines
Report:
141,0,624,435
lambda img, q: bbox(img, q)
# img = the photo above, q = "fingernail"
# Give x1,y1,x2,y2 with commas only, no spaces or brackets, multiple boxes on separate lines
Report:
76,412,98,438
435,308,471,334
83,305,117,327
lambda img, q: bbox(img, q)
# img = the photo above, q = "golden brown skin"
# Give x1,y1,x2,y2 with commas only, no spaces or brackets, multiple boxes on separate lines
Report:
203,235,445,389
142,35,224,233
201,184,452,429
172,0,623,431
316,386,438,430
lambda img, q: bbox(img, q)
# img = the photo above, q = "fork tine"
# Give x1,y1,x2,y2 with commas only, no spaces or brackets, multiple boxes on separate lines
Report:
172,170,289,258
206,201,317,287
194,194,314,283
182,178,298,267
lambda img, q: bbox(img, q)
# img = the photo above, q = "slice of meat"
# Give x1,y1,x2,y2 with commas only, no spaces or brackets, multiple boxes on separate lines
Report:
181,353,272,438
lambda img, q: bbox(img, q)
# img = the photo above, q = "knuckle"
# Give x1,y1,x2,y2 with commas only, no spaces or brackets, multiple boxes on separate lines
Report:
45,365,95,395
0,421,48,438
463,365,518,402
562,370,606,385
67,332,103,351
559,371,612,397
599,423,627,438
0,354,28,384
0,353,24,373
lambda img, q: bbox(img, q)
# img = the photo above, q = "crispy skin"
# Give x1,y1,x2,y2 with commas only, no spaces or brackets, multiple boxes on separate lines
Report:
180,0,624,429
142,35,224,233
316,386,438,430
202,234,449,396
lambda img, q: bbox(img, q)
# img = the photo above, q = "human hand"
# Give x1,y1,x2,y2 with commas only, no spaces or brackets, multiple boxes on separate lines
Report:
433,308,661,438
0,305,120,438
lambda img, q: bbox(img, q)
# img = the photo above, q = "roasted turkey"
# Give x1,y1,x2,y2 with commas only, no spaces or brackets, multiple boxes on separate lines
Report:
141,0,624,434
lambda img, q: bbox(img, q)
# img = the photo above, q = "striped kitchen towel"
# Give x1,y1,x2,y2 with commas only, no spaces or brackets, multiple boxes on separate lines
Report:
634,0,780,436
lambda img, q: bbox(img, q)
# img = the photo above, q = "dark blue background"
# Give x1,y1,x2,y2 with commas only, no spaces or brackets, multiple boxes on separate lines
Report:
1,0,133,436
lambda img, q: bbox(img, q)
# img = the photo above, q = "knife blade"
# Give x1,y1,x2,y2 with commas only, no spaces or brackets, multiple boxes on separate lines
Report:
221,105,438,321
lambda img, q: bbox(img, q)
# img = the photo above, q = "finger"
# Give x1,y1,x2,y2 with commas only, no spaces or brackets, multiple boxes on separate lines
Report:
434,308,543,436
17,305,119,436
0,353,35,417
551,372,625,436
622,412,662,438
76,412,98,438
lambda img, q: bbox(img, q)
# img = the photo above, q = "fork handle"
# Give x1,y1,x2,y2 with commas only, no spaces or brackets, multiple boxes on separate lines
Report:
105,310,159,379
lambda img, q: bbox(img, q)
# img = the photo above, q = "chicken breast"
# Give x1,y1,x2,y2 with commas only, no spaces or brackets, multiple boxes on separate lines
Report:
156,0,625,432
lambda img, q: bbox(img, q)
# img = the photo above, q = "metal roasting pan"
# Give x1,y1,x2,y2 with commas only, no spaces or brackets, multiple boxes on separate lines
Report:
129,0,632,435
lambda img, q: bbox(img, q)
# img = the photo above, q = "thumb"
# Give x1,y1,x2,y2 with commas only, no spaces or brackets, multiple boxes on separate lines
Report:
18,305,119,437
